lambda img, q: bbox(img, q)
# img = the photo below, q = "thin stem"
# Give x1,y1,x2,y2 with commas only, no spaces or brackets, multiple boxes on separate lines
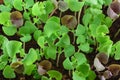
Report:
114,28,120,38
59,11,62,18
23,42,25,50
68,70,71,77
78,9,82,24
74,12,77,18
56,53,61,67
49,8,57,18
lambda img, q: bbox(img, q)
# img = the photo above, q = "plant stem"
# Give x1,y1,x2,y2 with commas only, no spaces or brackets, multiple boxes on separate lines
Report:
74,12,77,18
56,53,61,67
68,70,71,77
78,9,82,24
114,28,120,38
49,8,57,18
59,11,62,18
23,42,25,50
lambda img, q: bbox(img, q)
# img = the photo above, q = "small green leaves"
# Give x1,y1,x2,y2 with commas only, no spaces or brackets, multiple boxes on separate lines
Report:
44,17,60,37
46,46,57,60
24,0,34,9
63,58,74,70
113,41,120,60
37,36,45,48
32,2,46,16
76,63,90,77
13,0,23,11
23,48,38,65
96,25,109,35
2,26,17,36
56,34,70,47
47,70,62,80
5,41,22,58
0,12,10,25
65,0,84,12
64,44,75,57
82,13,92,26
74,52,87,65
76,24,86,36
20,34,31,42
79,43,90,52
3,65,16,78
18,21,37,35
73,71,86,80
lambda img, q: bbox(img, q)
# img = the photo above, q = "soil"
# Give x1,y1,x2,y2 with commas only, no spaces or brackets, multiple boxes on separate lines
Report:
1,3,120,80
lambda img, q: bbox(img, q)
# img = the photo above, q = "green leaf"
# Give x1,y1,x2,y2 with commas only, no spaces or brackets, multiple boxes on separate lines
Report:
0,5,11,12
98,40,113,55
33,30,42,41
44,1,54,14
47,70,62,80
67,0,84,12
96,25,109,35
73,71,86,80
104,0,112,5
89,24,97,37
56,34,70,47
77,35,86,44
74,52,87,65
76,63,90,77
0,61,7,70
37,36,45,48
24,0,34,9
63,58,74,70
104,17,112,28
19,21,38,35
46,46,57,60
0,12,10,25
0,35,7,47
41,76,49,80
13,0,23,11
20,34,32,42
3,65,16,78
24,64,36,75
44,17,60,37
79,43,90,52
23,48,38,65
82,13,92,26
76,24,86,36
96,35,110,44
32,2,46,16
64,45,75,57
87,70,96,80
113,41,120,60
5,41,22,58
2,26,17,36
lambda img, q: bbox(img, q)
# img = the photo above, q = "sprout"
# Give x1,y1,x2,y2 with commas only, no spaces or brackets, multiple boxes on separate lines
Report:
108,64,120,76
61,15,77,29
37,60,52,75
96,53,109,64
10,61,24,74
58,1,68,12
10,11,23,27
107,0,120,20
103,70,112,79
94,57,105,71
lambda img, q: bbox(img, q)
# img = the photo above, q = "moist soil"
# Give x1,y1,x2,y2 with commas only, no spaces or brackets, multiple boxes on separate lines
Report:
0,5,120,80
